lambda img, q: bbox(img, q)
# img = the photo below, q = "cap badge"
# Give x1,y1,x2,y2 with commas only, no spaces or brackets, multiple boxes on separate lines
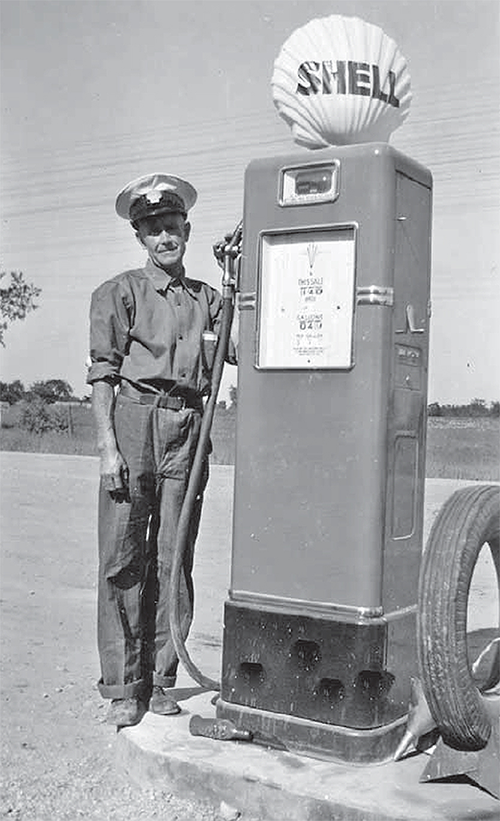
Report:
145,190,163,204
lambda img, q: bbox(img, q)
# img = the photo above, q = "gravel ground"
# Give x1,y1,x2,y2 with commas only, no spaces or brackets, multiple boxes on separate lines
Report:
0,454,497,820
0,454,233,821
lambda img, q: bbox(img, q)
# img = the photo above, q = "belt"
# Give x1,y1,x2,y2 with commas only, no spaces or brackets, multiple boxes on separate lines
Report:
119,382,202,412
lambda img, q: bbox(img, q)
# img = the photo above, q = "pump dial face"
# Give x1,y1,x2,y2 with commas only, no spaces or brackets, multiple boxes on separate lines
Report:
257,226,356,370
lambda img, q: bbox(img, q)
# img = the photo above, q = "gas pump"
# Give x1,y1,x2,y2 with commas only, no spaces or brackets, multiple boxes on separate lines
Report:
215,142,432,763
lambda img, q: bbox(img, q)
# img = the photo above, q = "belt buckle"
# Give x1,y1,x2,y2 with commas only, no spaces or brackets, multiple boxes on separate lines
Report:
165,394,185,411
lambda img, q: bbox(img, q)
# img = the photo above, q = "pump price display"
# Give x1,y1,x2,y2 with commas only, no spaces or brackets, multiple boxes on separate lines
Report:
257,227,356,369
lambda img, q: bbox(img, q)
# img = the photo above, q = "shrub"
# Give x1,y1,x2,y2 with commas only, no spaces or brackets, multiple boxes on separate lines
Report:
18,398,69,434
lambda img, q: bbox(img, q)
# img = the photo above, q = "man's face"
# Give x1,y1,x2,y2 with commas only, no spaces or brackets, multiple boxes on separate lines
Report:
135,212,191,273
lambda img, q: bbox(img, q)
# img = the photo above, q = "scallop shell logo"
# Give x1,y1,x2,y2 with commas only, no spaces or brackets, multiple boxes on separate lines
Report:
272,15,412,149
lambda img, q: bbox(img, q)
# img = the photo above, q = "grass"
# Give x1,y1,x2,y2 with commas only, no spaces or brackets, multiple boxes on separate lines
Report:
1,405,498,481
426,417,499,481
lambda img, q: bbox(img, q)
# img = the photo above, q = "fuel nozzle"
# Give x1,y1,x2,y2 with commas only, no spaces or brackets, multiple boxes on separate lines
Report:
189,714,253,742
213,220,243,298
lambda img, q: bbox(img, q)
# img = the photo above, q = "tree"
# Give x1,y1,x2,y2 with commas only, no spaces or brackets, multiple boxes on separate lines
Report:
0,270,41,346
469,398,487,417
0,379,25,405
29,379,74,404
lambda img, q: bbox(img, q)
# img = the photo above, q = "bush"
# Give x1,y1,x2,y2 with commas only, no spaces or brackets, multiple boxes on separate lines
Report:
18,398,69,434
428,402,442,417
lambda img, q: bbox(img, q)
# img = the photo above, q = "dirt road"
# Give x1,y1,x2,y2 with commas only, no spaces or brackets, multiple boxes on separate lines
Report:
0,453,497,820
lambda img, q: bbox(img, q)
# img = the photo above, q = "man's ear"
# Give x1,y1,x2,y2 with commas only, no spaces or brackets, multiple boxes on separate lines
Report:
135,229,146,249
184,220,191,242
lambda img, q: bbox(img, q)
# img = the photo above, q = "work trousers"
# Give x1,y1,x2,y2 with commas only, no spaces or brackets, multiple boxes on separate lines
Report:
97,392,208,699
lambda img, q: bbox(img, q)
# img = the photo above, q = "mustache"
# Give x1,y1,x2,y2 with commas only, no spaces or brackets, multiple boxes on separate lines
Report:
156,241,180,251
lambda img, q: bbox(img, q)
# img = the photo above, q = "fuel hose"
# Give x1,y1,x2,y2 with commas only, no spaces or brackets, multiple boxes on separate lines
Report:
168,273,237,692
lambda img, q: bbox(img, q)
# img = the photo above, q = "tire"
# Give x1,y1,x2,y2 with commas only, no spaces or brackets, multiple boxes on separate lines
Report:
417,484,500,751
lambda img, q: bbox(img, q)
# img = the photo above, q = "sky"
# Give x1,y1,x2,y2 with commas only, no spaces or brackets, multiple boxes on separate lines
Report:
1,0,499,403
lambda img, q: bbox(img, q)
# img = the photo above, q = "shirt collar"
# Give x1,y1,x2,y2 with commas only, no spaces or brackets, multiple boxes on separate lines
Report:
144,258,198,299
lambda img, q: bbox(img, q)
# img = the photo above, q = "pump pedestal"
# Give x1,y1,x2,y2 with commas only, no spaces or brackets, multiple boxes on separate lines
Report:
218,600,415,762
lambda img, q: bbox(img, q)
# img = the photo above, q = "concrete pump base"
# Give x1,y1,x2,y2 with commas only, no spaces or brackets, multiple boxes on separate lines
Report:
116,689,498,821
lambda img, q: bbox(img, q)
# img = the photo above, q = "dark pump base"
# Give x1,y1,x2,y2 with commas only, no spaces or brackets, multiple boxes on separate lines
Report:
218,601,411,763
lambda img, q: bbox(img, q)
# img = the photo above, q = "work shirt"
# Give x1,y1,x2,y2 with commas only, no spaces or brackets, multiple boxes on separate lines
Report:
87,258,235,396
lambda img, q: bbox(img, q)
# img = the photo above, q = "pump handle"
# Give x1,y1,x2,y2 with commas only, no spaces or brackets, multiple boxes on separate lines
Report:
213,220,243,292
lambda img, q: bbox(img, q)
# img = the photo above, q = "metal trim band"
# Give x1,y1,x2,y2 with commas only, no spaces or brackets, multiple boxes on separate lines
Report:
356,286,394,306
229,589,384,621
217,696,408,737
229,590,417,623
237,292,256,311
383,604,417,622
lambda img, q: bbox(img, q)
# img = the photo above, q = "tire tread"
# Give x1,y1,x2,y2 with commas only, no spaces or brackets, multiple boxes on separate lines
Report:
417,484,500,750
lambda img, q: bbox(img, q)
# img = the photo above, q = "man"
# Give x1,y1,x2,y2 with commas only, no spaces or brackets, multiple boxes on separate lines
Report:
87,173,237,726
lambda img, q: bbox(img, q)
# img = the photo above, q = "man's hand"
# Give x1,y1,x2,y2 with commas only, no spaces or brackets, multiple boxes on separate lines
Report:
100,447,130,501
213,228,241,271
91,379,130,501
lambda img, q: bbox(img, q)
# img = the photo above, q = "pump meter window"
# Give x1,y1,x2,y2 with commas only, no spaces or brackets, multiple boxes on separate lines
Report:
257,227,356,369
280,163,339,206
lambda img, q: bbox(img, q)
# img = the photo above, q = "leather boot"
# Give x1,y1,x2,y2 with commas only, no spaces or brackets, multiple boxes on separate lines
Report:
106,697,143,726
149,686,181,715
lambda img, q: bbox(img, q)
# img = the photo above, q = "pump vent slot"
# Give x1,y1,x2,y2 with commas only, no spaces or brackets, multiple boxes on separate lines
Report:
289,640,321,672
314,677,345,703
354,670,395,700
237,662,265,687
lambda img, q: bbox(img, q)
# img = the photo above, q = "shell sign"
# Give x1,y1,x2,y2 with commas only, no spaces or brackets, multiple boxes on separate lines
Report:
272,15,412,149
